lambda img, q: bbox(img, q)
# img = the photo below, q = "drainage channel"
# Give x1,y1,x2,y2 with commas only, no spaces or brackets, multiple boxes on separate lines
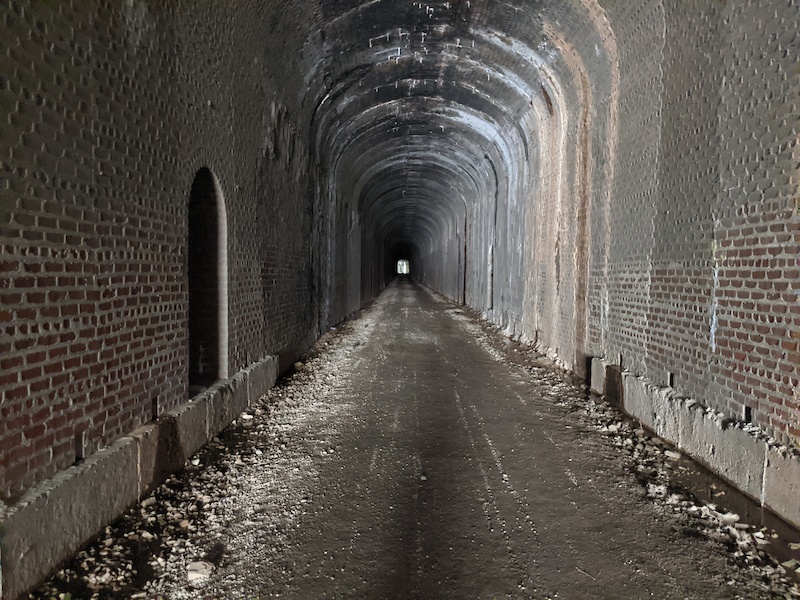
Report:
670,452,800,582
595,394,800,589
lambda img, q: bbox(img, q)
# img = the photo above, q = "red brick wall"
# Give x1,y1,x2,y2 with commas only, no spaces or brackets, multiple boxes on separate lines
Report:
1,199,186,498
0,1,325,502
710,211,800,439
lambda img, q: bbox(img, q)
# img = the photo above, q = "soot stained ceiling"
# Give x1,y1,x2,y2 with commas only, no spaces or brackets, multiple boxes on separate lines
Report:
295,0,615,292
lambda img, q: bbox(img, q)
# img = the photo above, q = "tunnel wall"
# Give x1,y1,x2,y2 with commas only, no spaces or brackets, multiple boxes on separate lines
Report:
0,1,357,595
441,0,800,449
0,0,341,515
596,0,798,444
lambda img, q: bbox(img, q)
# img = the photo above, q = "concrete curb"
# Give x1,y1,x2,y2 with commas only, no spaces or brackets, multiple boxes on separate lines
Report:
0,356,278,600
590,357,800,530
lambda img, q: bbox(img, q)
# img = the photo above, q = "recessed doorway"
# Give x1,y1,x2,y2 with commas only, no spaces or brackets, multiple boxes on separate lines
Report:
187,168,228,392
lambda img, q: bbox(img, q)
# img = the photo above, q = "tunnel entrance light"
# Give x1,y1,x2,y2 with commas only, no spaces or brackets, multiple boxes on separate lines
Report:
397,259,410,275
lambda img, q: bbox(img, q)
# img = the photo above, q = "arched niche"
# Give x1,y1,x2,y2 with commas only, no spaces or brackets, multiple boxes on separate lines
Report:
187,167,229,393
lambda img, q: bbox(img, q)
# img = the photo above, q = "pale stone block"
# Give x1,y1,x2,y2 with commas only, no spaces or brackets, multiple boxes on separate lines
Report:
763,447,800,529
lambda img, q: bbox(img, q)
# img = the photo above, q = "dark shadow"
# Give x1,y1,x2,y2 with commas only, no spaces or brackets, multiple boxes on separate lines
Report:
154,416,186,484
604,364,624,407
188,168,221,390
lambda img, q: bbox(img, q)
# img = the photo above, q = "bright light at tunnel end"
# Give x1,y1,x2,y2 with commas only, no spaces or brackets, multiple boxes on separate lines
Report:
397,259,410,275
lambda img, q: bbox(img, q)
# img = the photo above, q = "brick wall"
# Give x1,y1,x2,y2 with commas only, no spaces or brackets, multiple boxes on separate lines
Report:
453,0,799,447
0,0,328,502
711,212,800,439
593,0,800,444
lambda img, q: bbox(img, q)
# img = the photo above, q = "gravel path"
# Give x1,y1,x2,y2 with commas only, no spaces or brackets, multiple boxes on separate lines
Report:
33,279,800,599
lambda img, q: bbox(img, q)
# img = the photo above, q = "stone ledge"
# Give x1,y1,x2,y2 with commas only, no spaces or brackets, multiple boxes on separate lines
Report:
0,355,279,600
1,435,140,600
590,357,800,530
589,357,607,395
764,447,800,527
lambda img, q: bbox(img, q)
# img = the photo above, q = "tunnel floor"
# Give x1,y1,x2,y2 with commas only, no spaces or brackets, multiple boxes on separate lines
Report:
35,280,799,599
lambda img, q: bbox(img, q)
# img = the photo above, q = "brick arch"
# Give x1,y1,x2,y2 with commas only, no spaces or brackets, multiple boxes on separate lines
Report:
187,167,229,392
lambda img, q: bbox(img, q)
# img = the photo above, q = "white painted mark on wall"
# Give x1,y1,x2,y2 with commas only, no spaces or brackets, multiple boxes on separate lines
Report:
710,235,721,352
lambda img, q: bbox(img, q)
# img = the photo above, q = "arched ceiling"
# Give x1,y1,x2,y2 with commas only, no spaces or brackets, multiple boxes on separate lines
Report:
296,0,616,279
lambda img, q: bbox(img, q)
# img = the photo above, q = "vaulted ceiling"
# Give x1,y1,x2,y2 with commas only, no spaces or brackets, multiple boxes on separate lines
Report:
297,0,616,285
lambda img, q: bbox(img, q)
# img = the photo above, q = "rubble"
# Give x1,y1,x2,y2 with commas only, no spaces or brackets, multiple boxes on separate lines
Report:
558,390,800,596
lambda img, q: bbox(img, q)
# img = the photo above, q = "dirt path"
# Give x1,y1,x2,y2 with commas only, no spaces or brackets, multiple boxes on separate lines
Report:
33,279,797,599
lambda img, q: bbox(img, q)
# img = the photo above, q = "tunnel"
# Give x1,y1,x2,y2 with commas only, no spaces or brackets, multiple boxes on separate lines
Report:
1,0,799,596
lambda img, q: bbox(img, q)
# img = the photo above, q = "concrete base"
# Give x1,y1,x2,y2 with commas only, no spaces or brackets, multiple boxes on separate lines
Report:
590,357,800,530
0,356,279,600
590,358,607,395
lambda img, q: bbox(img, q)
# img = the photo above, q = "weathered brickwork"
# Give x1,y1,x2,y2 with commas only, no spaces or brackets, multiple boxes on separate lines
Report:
586,0,800,445
711,212,800,439
0,1,328,502
507,0,800,449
